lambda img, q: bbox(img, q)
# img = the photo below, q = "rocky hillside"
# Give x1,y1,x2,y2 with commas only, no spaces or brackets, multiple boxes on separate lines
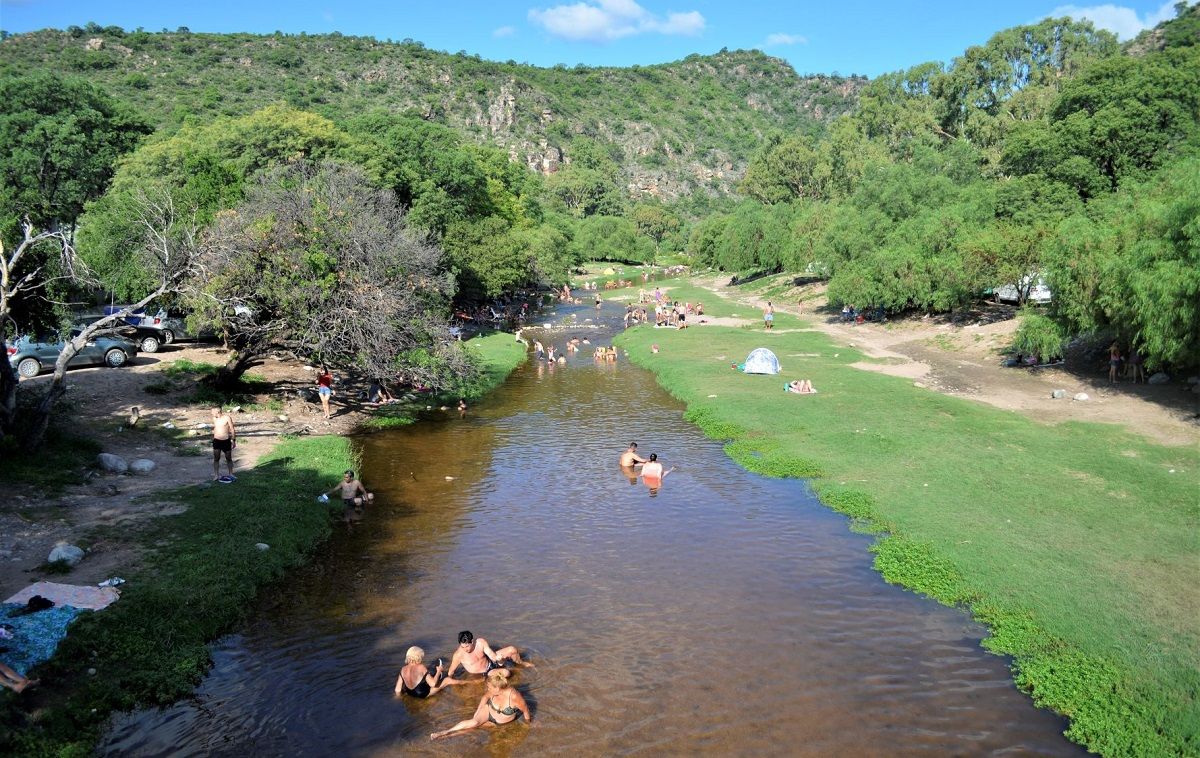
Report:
0,27,865,198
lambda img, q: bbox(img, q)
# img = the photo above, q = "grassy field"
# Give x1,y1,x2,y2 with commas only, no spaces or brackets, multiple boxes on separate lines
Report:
615,282,1199,757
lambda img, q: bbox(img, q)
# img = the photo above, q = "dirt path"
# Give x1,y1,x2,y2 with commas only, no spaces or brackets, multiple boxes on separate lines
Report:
0,344,372,599
696,275,1200,447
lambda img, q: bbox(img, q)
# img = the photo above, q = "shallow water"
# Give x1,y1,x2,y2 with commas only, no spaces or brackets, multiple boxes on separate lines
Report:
102,303,1082,756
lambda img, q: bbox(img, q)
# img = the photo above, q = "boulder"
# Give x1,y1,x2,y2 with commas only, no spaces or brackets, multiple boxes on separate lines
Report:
1073,393,1090,401
96,453,128,474
1147,372,1170,385
1051,389,1067,399
48,542,84,567
129,459,157,475
255,543,270,551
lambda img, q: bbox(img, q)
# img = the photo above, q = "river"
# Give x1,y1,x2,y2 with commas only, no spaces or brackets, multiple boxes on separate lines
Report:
101,301,1081,756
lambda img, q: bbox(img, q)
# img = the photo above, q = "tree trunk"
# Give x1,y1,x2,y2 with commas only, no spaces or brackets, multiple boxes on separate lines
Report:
0,332,17,442
213,350,260,392
21,339,78,449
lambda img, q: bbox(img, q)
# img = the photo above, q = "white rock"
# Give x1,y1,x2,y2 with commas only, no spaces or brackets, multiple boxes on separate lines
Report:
1148,372,1169,385
96,453,129,474
1073,393,1089,401
48,542,84,566
160,422,176,429
129,459,157,475
255,543,270,551
277,414,290,422
1051,389,1067,399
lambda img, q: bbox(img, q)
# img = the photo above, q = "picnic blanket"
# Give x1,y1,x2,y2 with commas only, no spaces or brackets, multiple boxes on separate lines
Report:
0,603,83,676
5,581,120,611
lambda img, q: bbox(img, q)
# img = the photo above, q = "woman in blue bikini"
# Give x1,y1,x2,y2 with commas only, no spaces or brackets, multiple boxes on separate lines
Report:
430,669,531,740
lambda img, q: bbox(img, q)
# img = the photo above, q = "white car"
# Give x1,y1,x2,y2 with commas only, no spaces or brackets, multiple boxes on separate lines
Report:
994,276,1052,305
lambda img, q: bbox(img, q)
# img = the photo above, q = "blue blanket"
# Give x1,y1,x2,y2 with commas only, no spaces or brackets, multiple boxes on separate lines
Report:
0,603,84,676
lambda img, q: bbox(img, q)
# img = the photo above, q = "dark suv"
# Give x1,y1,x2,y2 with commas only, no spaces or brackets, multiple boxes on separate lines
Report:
78,314,166,354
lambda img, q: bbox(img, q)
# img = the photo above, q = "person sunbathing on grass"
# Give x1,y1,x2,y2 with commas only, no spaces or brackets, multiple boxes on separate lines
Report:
786,380,818,394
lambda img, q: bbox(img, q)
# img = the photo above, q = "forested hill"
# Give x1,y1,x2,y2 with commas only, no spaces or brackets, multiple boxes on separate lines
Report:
0,27,864,198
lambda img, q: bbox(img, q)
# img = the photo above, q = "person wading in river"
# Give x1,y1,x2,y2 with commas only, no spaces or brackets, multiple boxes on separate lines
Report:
395,646,460,699
446,630,531,677
324,469,374,523
430,668,531,741
639,453,675,496
619,442,647,468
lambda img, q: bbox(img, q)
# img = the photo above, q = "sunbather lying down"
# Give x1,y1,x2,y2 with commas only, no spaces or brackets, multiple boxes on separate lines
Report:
785,380,817,394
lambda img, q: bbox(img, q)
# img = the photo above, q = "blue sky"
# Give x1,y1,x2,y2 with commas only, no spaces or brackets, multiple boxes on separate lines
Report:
0,0,1188,76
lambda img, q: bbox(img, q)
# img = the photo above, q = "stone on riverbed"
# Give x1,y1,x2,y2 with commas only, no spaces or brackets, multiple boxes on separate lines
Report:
1051,389,1067,399
97,453,128,474
1073,393,1089,401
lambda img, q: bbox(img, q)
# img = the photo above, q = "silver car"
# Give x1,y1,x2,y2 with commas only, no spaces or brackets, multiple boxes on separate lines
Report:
7,331,140,378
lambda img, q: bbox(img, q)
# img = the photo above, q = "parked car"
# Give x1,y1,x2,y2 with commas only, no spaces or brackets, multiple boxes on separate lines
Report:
141,307,218,344
78,314,167,354
993,276,1052,305
8,331,140,378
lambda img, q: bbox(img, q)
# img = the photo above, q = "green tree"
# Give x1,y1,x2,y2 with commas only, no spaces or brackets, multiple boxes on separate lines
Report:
196,161,467,389
0,72,151,239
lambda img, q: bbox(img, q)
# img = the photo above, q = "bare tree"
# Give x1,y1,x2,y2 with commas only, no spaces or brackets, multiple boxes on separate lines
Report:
22,188,203,448
0,220,78,440
196,161,474,391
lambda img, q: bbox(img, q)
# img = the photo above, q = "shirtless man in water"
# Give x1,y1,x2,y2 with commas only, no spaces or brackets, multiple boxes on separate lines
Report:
619,442,647,468
211,407,236,480
325,469,374,523
446,630,531,677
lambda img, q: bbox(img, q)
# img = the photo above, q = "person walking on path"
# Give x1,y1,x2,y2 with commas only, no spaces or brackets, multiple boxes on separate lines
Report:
764,302,774,330
317,366,335,419
211,406,236,481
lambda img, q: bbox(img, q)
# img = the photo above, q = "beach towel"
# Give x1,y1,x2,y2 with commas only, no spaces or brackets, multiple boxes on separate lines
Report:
0,603,83,676
5,581,121,611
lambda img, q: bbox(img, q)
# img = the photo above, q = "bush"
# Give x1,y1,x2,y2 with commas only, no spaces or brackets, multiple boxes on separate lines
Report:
1011,310,1068,362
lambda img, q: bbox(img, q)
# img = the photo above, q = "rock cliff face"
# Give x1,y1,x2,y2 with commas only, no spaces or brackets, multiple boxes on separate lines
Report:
0,30,868,198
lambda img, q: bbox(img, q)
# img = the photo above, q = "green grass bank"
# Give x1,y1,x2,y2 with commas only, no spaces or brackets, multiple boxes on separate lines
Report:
0,332,528,756
615,286,1199,757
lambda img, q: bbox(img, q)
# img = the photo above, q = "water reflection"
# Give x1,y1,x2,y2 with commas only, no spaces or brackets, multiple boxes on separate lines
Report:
101,302,1082,757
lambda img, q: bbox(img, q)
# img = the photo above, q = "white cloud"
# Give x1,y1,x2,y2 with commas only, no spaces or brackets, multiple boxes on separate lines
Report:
764,32,807,47
493,25,517,37
1045,0,1181,40
528,0,706,42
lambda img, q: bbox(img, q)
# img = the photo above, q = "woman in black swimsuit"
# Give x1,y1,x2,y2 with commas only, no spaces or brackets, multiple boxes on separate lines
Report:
395,646,457,699
430,669,531,740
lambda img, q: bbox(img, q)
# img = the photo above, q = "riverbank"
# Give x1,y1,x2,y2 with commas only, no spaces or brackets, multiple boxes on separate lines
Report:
0,331,527,755
614,291,1199,756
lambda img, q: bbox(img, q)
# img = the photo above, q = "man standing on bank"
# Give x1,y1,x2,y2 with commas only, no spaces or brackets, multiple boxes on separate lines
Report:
211,406,236,481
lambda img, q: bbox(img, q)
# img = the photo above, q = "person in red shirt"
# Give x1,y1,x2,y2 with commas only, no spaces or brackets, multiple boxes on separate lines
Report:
317,366,334,419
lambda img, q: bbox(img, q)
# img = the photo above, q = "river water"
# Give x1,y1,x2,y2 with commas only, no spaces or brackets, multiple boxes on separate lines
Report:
101,302,1081,756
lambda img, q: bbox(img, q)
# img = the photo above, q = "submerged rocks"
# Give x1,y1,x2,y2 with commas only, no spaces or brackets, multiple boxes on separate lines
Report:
96,453,128,474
